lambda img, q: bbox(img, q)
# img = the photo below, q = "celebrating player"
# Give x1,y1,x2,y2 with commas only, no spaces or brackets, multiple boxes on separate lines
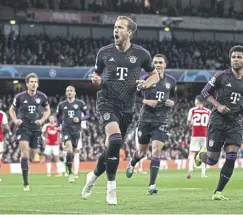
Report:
125,54,177,195
196,45,243,200
187,95,211,179
9,73,51,191
81,16,159,205
42,115,62,177
56,86,89,183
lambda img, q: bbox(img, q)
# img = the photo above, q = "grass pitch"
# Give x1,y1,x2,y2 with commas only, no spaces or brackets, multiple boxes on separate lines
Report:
0,169,242,214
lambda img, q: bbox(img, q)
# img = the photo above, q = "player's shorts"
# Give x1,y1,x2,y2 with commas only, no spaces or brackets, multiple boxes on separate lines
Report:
62,127,80,149
189,137,206,152
44,145,59,156
0,141,3,153
207,121,242,152
96,102,133,138
137,121,168,145
16,125,41,149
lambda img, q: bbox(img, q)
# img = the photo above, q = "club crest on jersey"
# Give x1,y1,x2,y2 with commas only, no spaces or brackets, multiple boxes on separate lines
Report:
35,98,41,104
103,112,110,121
129,56,137,64
73,104,78,109
165,83,171,89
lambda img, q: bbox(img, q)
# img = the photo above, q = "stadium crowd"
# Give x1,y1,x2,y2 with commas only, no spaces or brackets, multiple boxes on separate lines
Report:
1,0,243,19
0,31,237,70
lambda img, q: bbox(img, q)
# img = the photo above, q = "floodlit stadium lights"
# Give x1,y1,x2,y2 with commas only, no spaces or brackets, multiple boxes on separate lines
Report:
10,20,16,25
164,27,170,32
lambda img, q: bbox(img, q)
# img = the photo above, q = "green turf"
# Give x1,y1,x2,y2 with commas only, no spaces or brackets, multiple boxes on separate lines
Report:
0,169,242,214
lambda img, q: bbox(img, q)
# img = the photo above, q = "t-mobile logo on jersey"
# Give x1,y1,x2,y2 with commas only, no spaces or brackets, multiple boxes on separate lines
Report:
156,91,165,102
68,110,75,118
230,92,241,104
28,105,36,114
116,67,128,80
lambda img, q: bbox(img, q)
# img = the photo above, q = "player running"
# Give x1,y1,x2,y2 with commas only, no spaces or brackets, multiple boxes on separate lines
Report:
197,45,243,200
187,95,211,179
125,54,177,195
9,73,51,191
81,16,159,205
56,86,89,183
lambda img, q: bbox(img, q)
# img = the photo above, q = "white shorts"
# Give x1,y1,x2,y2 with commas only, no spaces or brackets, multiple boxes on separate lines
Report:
189,137,206,152
44,145,60,156
0,141,3,153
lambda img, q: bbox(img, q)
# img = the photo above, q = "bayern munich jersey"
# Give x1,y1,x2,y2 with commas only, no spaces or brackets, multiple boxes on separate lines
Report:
187,106,211,137
43,123,59,145
0,110,8,142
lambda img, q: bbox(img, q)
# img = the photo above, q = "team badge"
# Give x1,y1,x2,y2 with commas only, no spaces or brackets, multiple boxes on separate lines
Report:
35,98,41,104
129,56,137,64
103,112,110,121
73,104,78,109
165,83,171,89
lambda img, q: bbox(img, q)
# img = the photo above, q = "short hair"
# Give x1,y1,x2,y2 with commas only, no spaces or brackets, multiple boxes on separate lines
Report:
229,45,243,59
195,95,204,103
25,73,39,84
153,54,167,64
66,85,76,91
117,16,137,34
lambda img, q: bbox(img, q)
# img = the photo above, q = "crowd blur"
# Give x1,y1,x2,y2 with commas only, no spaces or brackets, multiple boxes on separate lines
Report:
0,31,238,70
1,0,243,19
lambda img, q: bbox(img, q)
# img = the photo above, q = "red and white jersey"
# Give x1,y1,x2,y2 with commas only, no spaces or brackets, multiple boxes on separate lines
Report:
43,123,59,146
187,106,211,137
0,111,8,142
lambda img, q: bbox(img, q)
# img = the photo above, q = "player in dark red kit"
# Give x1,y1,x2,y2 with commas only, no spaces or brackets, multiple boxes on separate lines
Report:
81,16,159,205
125,54,177,195
196,45,243,200
9,73,51,191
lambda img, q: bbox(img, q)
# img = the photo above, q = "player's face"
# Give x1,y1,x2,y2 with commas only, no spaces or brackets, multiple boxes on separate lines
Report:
231,51,243,71
153,57,166,74
66,87,76,99
113,19,131,45
26,77,38,92
49,116,56,124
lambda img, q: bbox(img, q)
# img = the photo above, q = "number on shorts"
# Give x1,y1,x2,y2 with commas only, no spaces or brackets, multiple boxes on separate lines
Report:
193,113,209,126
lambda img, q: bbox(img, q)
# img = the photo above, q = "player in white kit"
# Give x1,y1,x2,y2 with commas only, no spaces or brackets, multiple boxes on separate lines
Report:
187,95,211,179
